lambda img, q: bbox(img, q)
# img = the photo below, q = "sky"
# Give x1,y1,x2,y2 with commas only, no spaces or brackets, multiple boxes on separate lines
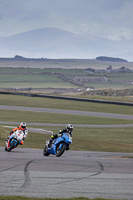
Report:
0,0,133,60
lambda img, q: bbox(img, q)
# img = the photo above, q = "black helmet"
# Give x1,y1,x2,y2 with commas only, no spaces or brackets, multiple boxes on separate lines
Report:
20,122,26,129
66,124,73,132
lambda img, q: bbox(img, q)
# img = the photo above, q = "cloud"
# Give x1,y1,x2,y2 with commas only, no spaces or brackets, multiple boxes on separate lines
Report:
0,0,133,39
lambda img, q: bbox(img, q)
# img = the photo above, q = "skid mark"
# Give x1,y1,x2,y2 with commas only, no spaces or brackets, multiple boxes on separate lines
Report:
20,159,35,189
52,159,104,185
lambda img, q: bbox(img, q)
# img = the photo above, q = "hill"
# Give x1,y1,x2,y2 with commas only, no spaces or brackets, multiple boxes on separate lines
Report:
0,27,117,59
0,55,128,63
96,56,127,62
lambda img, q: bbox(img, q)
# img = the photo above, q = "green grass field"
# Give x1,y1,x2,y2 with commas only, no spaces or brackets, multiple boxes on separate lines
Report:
0,81,76,88
84,82,133,89
0,67,133,90
0,68,82,88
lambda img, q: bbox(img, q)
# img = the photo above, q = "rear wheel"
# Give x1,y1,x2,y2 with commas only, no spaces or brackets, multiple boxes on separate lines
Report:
56,143,66,157
43,146,50,156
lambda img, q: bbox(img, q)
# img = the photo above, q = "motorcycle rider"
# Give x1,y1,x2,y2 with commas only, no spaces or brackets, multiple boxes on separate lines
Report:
48,124,73,149
6,122,28,145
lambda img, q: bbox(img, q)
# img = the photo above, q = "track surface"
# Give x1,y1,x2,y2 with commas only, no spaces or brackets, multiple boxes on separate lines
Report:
0,147,133,199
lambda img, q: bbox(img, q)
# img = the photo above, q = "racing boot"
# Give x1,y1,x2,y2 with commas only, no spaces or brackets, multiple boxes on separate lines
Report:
6,136,10,142
66,145,70,151
48,138,53,147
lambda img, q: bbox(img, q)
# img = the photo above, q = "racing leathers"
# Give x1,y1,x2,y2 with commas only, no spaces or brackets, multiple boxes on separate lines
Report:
7,126,28,145
48,128,73,149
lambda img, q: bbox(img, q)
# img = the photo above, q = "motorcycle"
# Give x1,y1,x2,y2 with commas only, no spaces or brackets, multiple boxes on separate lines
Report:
43,132,72,157
5,130,25,152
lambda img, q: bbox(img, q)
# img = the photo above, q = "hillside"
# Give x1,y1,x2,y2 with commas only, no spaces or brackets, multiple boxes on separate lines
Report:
96,56,128,62
0,27,117,59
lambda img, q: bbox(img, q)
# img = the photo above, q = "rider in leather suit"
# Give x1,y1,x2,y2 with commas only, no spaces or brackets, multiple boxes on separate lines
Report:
6,122,28,145
48,124,73,148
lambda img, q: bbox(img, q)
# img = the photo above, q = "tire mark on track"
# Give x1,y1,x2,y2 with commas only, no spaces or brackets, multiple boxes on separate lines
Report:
51,158,104,185
20,159,35,190
90,161,104,176
0,164,28,173
0,160,35,192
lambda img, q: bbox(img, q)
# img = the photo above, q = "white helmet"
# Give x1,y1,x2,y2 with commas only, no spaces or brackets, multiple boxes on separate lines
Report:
20,122,26,129
66,124,73,132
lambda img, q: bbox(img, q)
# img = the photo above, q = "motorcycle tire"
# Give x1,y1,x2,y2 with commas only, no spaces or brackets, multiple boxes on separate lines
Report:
43,146,50,156
5,146,7,151
56,143,66,157
7,141,16,152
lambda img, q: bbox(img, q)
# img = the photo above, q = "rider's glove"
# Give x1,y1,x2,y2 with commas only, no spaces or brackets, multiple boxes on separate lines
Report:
58,130,62,133
51,135,54,139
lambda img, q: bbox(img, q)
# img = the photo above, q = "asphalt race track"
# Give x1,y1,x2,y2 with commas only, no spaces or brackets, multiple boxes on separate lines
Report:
0,105,133,199
0,147,133,199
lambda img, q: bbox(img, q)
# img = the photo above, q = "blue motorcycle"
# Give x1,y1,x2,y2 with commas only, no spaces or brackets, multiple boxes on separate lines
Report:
43,133,72,157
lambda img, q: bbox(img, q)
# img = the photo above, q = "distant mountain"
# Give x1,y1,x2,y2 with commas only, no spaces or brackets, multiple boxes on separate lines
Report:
0,27,117,59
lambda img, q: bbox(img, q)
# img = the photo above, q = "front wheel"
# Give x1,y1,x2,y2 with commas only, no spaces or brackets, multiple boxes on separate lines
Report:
7,141,16,152
43,146,50,156
56,143,66,157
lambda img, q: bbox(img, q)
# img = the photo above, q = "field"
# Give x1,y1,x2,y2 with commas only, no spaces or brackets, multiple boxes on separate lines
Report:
0,67,133,91
0,58,133,69
0,94,133,153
